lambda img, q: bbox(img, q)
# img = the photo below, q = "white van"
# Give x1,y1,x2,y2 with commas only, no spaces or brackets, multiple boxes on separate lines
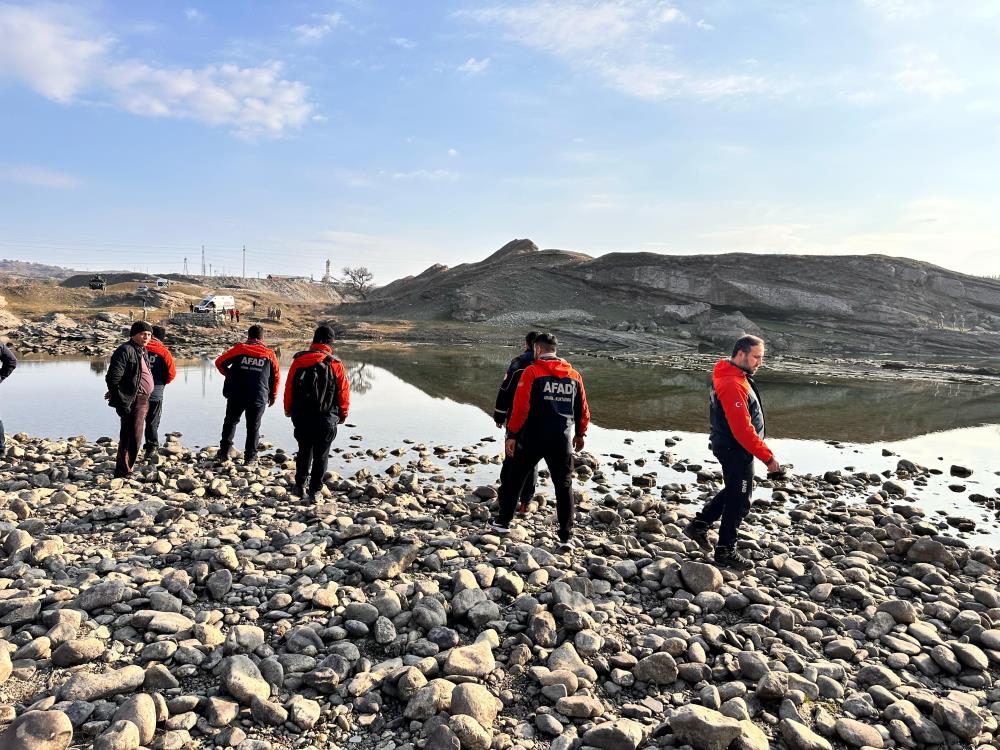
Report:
194,294,236,313
156,278,170,287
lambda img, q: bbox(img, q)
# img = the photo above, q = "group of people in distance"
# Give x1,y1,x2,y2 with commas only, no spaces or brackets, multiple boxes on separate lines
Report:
105,321,775,568
489,331,776,567
105,321,350,501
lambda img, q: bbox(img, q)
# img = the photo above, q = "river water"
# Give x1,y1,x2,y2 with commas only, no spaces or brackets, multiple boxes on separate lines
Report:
4,344,999,543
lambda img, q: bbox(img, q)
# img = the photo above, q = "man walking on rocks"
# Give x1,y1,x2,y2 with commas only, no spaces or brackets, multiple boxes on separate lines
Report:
493,331,538,514
214,324,280,466
283,325,350,500
106,321,155,478
0,340,17,458
143,325,176,459
492,333,589,549
685,334,779,570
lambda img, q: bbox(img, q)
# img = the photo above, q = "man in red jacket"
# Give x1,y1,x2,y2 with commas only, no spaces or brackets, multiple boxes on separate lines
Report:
284,325,350,500
143,325,176,458
491,333,589,549
685,335,780,570
214,324,280,466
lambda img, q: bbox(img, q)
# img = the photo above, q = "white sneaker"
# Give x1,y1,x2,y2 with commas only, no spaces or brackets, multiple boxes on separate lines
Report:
489,522,511,535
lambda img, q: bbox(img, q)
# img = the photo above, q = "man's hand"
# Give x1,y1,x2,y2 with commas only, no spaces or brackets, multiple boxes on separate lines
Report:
496,421,504,429
766,457,780,473
103,391,110,401
573,435,585,452
284,410,291,418
505,438,516,458
268,397,275,407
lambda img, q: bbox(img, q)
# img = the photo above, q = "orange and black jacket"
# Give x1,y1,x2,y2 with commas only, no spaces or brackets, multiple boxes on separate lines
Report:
215,339,280,407
283,343,351,421
708,358,773,463
145,338,176,401
508,355,590,444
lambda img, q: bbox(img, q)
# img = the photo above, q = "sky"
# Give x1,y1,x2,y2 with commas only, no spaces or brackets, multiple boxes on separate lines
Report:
1,0,999,283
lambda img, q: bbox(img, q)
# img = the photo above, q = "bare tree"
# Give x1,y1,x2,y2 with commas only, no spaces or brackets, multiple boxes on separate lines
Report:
342,266,375,299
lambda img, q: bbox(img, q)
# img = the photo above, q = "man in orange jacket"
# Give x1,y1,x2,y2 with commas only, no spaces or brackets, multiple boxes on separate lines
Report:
143,325,176,458
491,333,589,549
284,325,350,500
214,324,280,465
685,335,780,570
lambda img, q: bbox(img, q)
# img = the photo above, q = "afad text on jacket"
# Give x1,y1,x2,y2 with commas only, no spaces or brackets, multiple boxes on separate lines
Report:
708,358,773,463
507,354,590,443
215,340,280,407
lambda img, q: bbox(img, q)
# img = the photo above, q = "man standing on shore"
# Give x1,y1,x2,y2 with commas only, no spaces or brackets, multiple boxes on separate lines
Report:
685,334,779,570
144,325,176,459
493,331,538,514
106,321,154,478
214,324,280,466
283,325,350,500
0,341,17,458
491,333,589,550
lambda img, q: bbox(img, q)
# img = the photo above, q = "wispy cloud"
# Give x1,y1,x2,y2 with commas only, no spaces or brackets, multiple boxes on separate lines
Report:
0,165,83,189
891,46,964,97
392,37,416,50
458,56,491,75
391,169,460,181
458,0,781,99
294,13,343,43
0,4,313,137
184,8,205,22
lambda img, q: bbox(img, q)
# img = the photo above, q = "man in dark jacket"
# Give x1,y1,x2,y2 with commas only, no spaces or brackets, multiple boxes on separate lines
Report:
684,335,780,570
106,321,155,478
0,341,17,457
144,325,176,457
214,324,280,465
493,331,538,513
283,325,351,500
492,333,590,550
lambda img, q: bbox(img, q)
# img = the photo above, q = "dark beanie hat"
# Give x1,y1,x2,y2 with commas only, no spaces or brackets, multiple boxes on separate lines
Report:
152,325,166,341
130,321,153,336
312,325,335,344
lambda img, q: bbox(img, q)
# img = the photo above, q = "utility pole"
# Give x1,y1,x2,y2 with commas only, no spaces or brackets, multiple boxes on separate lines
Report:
183,257,189,274
201,245,206,276
242,245,246,278
209,263,213,276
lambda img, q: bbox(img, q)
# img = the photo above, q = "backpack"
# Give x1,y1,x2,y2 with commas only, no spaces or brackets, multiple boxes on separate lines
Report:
291,352,339,414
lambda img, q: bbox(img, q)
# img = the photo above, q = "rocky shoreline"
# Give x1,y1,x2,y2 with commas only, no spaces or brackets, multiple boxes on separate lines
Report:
1,431,999,750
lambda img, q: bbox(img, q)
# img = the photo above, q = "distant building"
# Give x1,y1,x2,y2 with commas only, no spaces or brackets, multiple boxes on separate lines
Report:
267,274,309,282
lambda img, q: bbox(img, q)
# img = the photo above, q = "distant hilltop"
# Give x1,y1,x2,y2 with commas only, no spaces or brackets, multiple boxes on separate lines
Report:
0,258,76,279
346,239,1000,356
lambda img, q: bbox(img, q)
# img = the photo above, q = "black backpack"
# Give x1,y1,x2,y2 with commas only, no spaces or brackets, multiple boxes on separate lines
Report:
291,352,339,414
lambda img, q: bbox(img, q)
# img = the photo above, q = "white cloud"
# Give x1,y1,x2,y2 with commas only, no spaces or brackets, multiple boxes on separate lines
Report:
0,4,313,137
294,13,343,42
862,0,938,21
447,148,459,157
458,56,491,75
891,46,964,97
184,8,204,22
0,4,110,102
392,37,416,50
459,1,779,100
696,18,714,31
0,165,83,189
391,169,460,181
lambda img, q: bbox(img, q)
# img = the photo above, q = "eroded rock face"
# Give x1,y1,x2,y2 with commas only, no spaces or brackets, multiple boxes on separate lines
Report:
0,430,997,750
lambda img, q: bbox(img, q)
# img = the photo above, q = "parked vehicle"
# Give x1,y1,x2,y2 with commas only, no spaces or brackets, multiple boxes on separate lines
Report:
194,294,236,313
88,275,106,290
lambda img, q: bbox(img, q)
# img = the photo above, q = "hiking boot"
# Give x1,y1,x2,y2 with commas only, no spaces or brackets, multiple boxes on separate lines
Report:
244,456,258,468
214,448,232,464
517,502,528,515
489,522,511,535
293,484,306,498
714,546,754,571
683,521,712,551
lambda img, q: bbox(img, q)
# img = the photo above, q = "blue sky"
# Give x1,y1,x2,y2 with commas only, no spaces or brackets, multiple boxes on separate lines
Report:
1,0,998,283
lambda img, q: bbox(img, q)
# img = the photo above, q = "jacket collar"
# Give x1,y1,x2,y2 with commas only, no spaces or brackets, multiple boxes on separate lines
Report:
310,343,333,354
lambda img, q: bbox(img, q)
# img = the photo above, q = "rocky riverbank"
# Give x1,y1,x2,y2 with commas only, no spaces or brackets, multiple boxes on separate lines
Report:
1,432,999,750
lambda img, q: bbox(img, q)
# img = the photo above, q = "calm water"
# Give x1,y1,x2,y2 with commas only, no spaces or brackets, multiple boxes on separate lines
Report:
4,344,999,542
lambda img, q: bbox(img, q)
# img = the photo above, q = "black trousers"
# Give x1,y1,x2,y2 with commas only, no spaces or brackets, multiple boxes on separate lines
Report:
293,415,338,494
694,447,755,548
0,419,6,455
144,398,163,451
497,440,574,537
219,399,265,459
115,395,149,478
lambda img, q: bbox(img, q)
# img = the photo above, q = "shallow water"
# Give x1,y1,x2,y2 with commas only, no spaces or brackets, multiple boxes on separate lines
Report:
4,344,999,543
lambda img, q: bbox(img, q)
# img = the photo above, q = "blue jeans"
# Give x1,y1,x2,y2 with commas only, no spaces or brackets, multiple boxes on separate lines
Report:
695,448,755,548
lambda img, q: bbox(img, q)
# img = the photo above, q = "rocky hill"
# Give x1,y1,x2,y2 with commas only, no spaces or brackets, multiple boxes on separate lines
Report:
347,240,1000,355
0,259,75,279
